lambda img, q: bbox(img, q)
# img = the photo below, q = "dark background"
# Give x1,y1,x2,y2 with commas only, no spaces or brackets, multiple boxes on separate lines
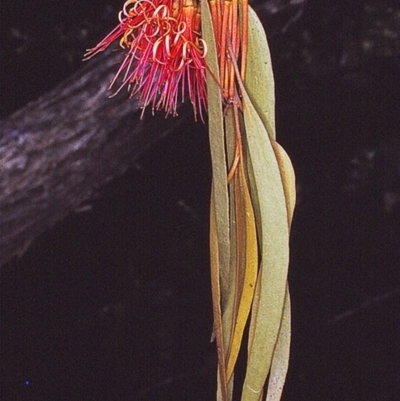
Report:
1,0,400,400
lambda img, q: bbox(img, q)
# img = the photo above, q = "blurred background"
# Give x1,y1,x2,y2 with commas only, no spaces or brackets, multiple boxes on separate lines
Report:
1,0,399,400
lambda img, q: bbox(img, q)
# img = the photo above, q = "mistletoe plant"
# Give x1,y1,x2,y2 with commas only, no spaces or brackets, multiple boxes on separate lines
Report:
85,1,295,400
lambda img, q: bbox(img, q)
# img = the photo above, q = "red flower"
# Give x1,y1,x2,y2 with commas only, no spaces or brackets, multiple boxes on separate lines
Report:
84,0,207,120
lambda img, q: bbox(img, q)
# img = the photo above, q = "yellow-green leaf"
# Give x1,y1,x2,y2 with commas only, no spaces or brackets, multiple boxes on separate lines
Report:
265,143,295,401
271,140,296,226
266,287,291,401
202,0,231,310
225,164,258,382
245,6,276,140
210,190,229,401
222,108,240,349
220,109,239,399
240,79,290,401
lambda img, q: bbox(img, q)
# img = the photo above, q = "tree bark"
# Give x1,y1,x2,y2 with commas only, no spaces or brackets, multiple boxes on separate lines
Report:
0,50,192,267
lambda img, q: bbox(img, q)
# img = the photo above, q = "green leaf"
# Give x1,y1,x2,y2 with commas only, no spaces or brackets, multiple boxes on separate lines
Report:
202,0,231,312
221,108,238,351
240,62,290,401
270,140,296,226
245,6,276,140
266,140,295,401
210,190,229,401
202,3,295,401
225,164,258,382
265,287,291,401
202,2,230,400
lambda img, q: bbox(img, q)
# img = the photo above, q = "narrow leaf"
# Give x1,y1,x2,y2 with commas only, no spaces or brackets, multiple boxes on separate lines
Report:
265,144,295,401
210,190,229,401
202,0,231,309
266,287,291,401
240,81,290,401
245,7,276,140
222,108,239,399
225,164,258,381
202,2,230,399
270,140,296,226
222,108,240,347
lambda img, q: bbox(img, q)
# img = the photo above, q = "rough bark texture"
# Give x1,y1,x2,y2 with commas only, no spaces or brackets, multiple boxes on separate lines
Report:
0,50,190,267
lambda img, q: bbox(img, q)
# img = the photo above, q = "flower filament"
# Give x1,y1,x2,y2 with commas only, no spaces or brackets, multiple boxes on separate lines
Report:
84,0,207,120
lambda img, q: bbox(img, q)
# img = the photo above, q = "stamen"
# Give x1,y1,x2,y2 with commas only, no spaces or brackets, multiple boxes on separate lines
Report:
85,0,207,119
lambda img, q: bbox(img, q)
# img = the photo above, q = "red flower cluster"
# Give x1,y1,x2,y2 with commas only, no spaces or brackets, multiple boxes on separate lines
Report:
84,0,207,120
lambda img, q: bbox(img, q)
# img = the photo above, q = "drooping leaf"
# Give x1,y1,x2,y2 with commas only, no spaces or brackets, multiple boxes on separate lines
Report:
202,2,229,399
266,287,291,401
245,6,276,140
203,2,295,401
221,108,240,400
222,108,240,347
210,190,229,401
240,61,290,401
225,163,258,382
202,0,231,310
270,140,296,226
266,142,295,401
